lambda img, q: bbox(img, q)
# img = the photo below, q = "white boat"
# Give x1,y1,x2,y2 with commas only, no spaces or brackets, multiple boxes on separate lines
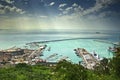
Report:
91,52,103,61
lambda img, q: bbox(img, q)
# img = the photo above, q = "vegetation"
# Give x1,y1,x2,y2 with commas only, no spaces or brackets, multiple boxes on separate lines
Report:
53,60,87,80
0,63,52,80
0,47,120,80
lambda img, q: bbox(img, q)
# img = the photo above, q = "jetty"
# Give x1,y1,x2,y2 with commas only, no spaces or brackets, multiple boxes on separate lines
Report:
74,48,100,69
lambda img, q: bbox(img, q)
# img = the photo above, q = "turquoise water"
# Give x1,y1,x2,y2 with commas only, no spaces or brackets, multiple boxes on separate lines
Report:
40,39,113,63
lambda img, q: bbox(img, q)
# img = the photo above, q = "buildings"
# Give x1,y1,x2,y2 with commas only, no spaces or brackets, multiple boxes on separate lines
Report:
0,48,25,65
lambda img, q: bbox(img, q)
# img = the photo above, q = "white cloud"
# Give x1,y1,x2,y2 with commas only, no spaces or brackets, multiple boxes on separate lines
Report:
16,8,25,14
74,6,84,12
49,2,55,6
59,0,116,17
3,0,14,4
59,8,63,11
60,5,83,15
59,3,67,8
72,3,78,7
61,7,73,15
0,4,25,14
82,0,115,16
65,7,73,11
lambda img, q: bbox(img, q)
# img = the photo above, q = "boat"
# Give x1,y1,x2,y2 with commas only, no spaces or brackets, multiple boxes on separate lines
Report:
91,52,103,61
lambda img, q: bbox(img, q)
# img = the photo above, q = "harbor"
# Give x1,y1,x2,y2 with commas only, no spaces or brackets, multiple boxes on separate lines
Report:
0,38,115,68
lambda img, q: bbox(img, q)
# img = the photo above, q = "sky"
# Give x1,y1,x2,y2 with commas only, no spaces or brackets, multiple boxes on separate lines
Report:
0,0,120,31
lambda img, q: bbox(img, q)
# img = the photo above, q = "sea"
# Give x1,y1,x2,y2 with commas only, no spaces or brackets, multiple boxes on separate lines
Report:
0,30,120,63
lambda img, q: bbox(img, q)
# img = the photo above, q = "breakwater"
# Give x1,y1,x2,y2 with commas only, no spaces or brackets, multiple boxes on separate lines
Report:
27,37,108,44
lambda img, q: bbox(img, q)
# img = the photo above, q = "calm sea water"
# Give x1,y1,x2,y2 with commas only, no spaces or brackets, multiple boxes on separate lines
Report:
0,30,119,63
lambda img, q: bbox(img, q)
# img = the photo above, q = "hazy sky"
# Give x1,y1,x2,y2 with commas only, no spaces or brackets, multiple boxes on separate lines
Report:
0,0,120,31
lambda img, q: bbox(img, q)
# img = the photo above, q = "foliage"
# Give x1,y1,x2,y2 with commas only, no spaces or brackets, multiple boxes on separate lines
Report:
53,60,87,80
0,64,51,80
94,58,110,75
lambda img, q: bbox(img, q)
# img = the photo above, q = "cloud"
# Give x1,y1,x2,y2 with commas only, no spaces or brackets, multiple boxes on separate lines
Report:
49,2,55,6
2,0,14,4
55,0,119,31
0,4,25,14
1,0,15,4
59,0,117,17
72,3,78,7
82,0,116,16
74,6,84,12
59,3,67,8
61,7,73,14
65,7,73,11
59,3,83,15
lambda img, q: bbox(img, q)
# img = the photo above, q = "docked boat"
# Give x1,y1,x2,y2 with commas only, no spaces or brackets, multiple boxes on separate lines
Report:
91,52,103,61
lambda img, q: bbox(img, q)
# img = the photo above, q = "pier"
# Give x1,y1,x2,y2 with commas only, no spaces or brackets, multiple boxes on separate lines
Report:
28,45,47,59
27,37,108,44
74,48,100,69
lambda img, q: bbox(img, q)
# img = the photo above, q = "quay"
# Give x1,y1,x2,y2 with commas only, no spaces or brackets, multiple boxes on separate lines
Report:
74,48,100,69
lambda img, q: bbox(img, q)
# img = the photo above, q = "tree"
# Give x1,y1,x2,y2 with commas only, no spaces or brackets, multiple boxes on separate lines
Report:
94,58,110,75
54,60,87,80
110,56,120,78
